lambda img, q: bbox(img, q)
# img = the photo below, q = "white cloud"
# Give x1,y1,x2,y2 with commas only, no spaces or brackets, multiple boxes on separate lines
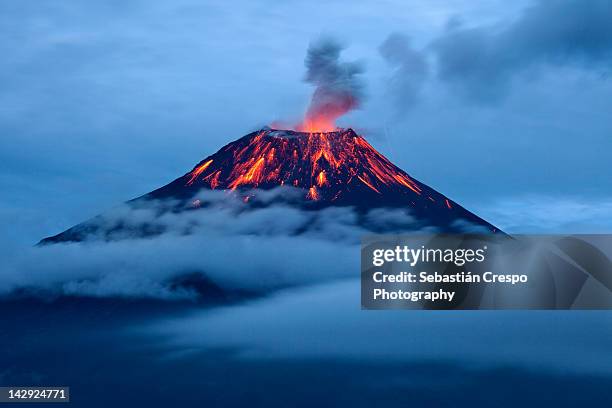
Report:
146,278,612,375
3,191,441,300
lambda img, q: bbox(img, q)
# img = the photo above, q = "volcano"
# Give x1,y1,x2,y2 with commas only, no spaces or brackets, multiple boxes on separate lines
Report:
40,127,498,244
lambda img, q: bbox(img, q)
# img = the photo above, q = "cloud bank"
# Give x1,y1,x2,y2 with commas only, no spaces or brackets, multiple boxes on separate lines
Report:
2,189,436,301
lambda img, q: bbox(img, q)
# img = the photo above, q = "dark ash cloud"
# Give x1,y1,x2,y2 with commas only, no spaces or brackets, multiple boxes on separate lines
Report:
381,0,612,104
431,0,612,102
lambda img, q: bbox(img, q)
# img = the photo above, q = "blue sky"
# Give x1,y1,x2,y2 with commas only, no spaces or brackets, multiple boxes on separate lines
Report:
1,0,612,245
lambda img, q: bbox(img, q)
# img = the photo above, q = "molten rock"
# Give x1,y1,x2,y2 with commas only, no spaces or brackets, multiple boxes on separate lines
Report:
41,128,498,244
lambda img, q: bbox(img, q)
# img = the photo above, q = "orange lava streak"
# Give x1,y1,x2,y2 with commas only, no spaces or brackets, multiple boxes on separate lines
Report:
187,128,424,200
228,157,265,190
364,156,421,195
353,136,374,150
208,171,221,189
445,199,452,209
186,159,213,185
366,157,394,183
309,134,340,169
234,131,266,160
357,174,381,194
267,147,275,162
316,171,327,187
393,174,421,194
306,186,319,200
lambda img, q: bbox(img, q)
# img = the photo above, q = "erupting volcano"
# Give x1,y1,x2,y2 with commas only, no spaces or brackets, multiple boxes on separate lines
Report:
40,39,498,244
41,126,498,244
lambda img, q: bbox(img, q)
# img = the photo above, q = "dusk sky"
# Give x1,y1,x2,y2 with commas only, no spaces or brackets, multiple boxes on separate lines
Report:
2,0,612,246
3,4,612,404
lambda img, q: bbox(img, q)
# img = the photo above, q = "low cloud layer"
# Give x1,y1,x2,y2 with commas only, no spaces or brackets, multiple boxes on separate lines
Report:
149,279,612,375
2,189,439,300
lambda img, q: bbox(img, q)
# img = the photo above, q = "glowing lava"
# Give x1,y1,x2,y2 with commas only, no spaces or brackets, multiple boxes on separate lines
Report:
179,128,432,204
40,127,501,245
317,171,327,187
186,159,213,185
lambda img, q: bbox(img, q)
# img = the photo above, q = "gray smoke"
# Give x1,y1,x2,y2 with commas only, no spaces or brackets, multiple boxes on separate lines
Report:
379,33,429,112
300,37,365,130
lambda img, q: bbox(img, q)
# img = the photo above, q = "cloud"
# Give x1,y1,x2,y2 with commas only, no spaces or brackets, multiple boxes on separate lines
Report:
431,0,612,102
2,189,439,301
379,33,429,111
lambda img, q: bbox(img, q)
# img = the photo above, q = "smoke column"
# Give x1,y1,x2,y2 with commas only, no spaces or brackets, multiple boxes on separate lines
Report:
298,38,364,132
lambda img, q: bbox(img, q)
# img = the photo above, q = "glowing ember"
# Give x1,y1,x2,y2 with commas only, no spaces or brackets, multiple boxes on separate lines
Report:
228,156,265,190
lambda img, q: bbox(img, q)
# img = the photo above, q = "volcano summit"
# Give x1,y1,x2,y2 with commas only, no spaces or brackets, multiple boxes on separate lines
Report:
41,128,498,244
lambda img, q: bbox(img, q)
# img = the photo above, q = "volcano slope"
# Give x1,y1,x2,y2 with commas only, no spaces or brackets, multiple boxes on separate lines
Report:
40,128,499,244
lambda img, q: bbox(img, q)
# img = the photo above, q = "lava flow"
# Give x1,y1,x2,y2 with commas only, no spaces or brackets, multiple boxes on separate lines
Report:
178,128,424,203
41,126,499,245
141,125,499,235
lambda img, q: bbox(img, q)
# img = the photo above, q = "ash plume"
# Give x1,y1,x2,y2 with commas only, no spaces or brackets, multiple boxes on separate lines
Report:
299,38,365,131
